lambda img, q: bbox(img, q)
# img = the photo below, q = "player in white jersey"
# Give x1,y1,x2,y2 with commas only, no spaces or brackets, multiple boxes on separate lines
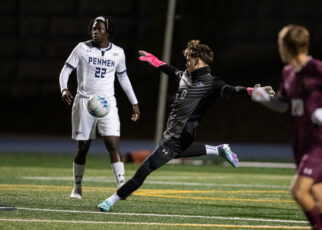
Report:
59,16,140,199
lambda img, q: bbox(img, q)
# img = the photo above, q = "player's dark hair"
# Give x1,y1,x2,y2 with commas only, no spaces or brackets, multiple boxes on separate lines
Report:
283,25,310,56
88,16,115,41
183,40,214,65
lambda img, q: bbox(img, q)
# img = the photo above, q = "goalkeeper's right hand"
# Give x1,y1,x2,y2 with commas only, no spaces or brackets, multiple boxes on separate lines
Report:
138,50,166,68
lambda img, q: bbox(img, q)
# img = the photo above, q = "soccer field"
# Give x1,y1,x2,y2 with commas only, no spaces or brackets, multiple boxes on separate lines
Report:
0,153,310,229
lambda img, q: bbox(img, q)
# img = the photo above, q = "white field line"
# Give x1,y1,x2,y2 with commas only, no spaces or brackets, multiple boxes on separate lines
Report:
9,207,308,224
171,161,295,168
238,162,295,168
0,218,311,229
20,176,290,189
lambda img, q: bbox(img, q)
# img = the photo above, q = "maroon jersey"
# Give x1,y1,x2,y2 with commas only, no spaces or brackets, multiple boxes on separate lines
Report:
278,57,322,165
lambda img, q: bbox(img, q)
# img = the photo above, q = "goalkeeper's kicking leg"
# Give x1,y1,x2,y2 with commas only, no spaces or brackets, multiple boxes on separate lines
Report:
97,140,238,211
98,141,175,211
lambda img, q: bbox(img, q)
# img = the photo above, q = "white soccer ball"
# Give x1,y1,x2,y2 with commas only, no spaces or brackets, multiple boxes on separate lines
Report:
87,95,111,118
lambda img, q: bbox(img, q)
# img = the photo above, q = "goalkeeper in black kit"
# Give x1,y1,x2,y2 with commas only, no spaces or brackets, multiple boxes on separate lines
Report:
98,40,275,211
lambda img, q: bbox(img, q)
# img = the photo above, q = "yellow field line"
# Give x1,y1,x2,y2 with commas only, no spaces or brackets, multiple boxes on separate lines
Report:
134,189,214,194
231,190,289,194
134,193,294,203
136,188,289,194
0,184,294,203
0,184,289,193
0,218,310,229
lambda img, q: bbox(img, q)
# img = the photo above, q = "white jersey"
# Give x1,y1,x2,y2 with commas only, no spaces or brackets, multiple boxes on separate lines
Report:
65,41,127,98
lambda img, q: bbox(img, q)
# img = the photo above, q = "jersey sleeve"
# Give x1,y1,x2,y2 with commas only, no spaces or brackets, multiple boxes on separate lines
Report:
59,65,73,92
65,43,82,69
117,71,138,105
212,77,249,98
158,64,183,79
116,49,127,74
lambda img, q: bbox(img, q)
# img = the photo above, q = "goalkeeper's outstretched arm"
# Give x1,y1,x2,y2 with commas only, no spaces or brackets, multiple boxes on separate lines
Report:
138,50,182,79
220,85,251,98
220,82,289,113
219,83,275,99
158,64,182,79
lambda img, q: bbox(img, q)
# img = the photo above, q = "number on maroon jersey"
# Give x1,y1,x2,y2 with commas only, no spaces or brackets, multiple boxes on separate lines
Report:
291,99,304,116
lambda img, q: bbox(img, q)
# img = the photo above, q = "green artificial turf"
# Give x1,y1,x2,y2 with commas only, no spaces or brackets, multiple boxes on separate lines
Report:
0,153,310,229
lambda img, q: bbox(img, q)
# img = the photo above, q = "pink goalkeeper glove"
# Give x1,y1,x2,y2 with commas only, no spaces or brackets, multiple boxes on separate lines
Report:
138,50,166,68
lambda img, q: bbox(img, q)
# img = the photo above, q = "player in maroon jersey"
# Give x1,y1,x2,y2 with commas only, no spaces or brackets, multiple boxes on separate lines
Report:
252,25,322,230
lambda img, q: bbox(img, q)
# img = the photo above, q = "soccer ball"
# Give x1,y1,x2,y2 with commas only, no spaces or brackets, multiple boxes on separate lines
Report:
87,95,111,118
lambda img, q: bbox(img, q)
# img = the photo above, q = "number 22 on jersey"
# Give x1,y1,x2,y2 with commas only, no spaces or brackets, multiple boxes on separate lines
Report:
95,67,107,78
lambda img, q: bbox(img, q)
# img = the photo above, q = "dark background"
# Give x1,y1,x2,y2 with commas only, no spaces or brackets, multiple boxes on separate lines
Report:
1,0,321,143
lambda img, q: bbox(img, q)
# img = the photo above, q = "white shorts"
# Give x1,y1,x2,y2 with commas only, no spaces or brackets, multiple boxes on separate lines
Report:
71,94,120,140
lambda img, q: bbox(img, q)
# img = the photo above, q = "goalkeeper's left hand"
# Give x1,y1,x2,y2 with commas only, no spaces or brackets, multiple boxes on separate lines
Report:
138,50,166,68
250,84,275,102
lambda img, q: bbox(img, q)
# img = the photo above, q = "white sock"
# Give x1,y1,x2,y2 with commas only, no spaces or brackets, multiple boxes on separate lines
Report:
112,162,125,187
73,162,85,191
205,145,219,155
107,193,121,206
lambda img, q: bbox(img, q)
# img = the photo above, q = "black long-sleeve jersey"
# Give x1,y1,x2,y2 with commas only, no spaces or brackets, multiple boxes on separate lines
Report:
116,64,251,199
158,64,250,140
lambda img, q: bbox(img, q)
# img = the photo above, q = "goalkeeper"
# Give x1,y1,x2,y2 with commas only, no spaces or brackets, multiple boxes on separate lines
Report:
98,40,275,211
